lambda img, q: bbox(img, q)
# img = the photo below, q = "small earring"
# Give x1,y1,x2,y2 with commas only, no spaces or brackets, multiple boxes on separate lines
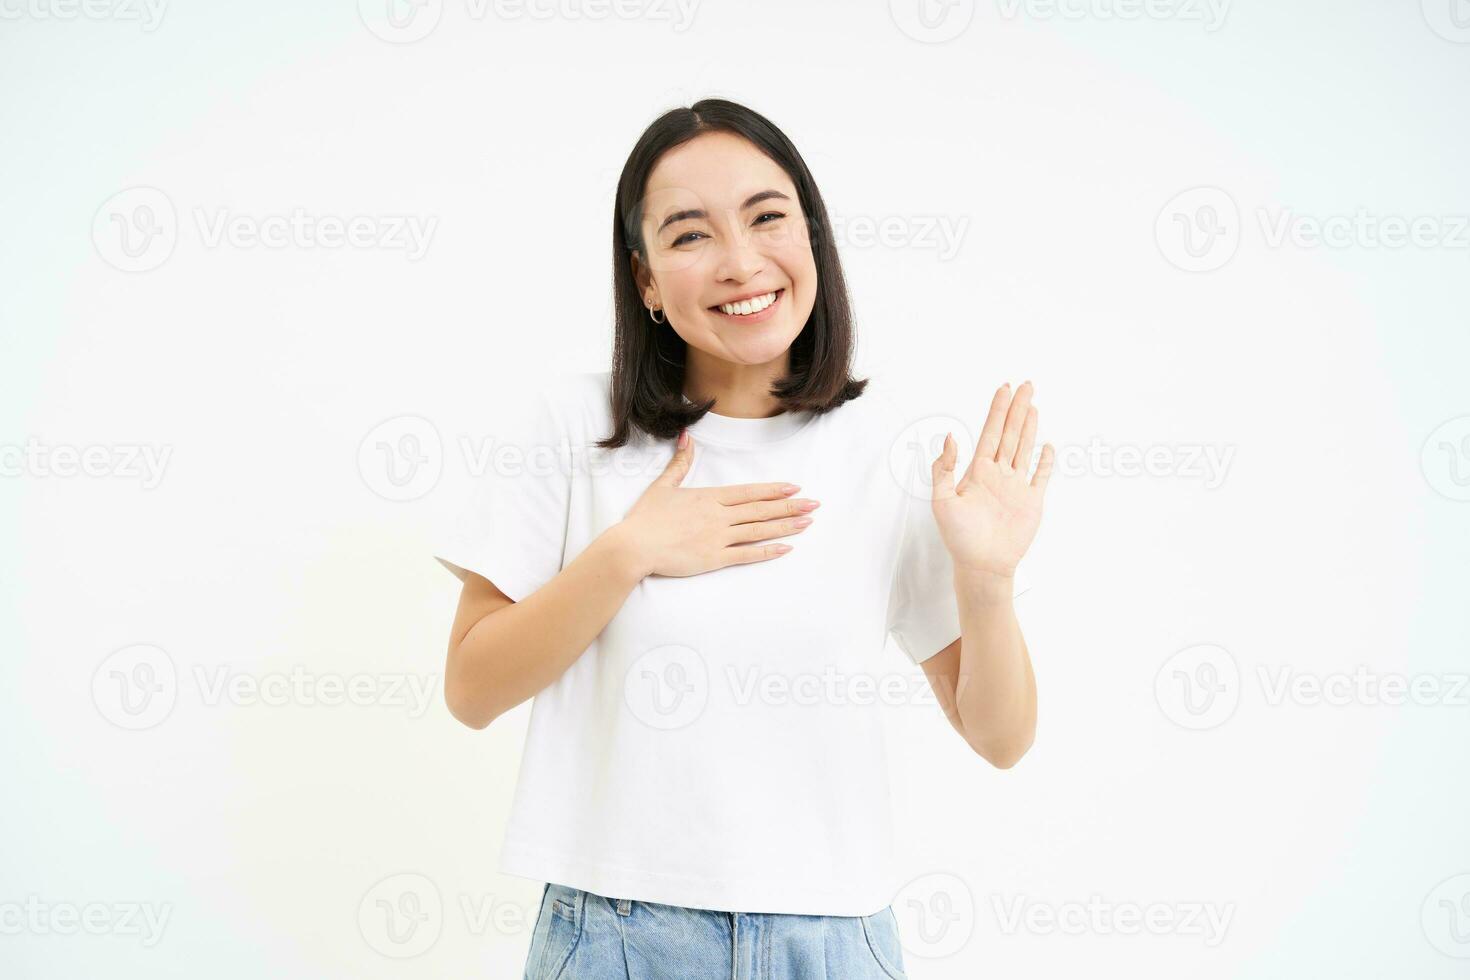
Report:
648,305,664,324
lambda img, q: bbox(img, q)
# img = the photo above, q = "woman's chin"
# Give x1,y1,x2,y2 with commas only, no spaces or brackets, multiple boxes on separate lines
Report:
710,320,801,358
725,337,798,366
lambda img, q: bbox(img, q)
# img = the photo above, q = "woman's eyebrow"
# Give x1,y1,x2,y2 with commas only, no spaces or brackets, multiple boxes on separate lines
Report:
656,189,791,234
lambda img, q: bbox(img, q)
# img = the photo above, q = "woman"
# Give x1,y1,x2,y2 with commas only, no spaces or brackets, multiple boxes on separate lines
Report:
435,98,1052,979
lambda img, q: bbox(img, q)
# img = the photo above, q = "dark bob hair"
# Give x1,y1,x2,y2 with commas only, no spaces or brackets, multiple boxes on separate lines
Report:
597,98,869,450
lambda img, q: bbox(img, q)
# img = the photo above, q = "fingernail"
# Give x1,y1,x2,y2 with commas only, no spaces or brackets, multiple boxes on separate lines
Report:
678,429,689,448
781,484,800,494
774,544,793,554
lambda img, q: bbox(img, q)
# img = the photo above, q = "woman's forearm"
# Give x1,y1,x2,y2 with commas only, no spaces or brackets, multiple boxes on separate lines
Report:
952,566,1037,767
446,525,645,728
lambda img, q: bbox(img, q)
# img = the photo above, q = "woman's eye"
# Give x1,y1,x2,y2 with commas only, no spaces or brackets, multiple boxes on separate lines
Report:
670,214,783,246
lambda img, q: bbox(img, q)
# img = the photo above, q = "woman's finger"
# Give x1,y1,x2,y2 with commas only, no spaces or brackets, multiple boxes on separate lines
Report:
1030,442,1055,494
932,432,959,499
973,383,1012,466
996,381,1033,467
654,429,694,486
719,541,796,566
1014,404,1038,473
724,496,819,525
713,481,803,505
724,514,814,545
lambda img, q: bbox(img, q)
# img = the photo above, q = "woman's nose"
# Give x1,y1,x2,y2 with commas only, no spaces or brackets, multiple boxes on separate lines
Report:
713,231,765,281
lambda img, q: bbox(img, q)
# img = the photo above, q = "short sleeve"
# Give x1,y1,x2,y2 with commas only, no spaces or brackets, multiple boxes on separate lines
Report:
884,448,1034,666
885,470,962,665
433,386,574,603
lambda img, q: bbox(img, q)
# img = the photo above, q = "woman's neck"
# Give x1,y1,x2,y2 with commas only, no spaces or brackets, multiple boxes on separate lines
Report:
683,352,791,419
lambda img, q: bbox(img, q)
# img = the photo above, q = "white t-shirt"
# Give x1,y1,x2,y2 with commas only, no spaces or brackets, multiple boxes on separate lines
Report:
434,369,1027,916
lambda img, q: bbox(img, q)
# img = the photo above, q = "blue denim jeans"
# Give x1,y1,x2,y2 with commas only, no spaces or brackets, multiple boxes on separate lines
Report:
523,882,908,979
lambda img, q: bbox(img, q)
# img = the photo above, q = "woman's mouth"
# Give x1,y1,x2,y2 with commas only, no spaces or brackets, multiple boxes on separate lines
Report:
709,288,784,323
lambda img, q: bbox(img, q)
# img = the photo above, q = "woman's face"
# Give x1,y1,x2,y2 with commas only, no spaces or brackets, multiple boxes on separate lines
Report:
633,131,818,371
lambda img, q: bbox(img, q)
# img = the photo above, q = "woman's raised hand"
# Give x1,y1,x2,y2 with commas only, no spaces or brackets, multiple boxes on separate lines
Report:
931,380,1055,581
617,430,819,579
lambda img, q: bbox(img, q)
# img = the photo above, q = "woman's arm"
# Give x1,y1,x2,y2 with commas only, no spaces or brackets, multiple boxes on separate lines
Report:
443,430,817,729
919,575,1037,768
923,380,1053,768
444,525,644,729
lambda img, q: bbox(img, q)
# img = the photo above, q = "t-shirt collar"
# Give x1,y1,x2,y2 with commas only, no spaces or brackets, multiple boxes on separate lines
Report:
680,393,814,447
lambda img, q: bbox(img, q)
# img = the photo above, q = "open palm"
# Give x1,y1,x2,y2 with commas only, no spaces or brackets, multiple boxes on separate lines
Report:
930,380,1054,579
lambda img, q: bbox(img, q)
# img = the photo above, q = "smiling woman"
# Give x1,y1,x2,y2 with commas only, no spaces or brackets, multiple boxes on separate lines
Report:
435,97,1048,980
600,101,866,443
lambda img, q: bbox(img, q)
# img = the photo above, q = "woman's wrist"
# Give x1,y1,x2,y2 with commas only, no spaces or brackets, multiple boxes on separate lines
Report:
953,564,1016,604
596,522,650,586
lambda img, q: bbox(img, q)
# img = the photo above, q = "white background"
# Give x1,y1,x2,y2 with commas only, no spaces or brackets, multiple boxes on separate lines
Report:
3,0,1468,977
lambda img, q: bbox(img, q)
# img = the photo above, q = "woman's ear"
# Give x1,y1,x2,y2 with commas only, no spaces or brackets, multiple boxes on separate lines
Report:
629,250,655,304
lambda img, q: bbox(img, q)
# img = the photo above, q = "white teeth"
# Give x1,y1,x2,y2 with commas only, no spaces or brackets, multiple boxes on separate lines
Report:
717,290,778,316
